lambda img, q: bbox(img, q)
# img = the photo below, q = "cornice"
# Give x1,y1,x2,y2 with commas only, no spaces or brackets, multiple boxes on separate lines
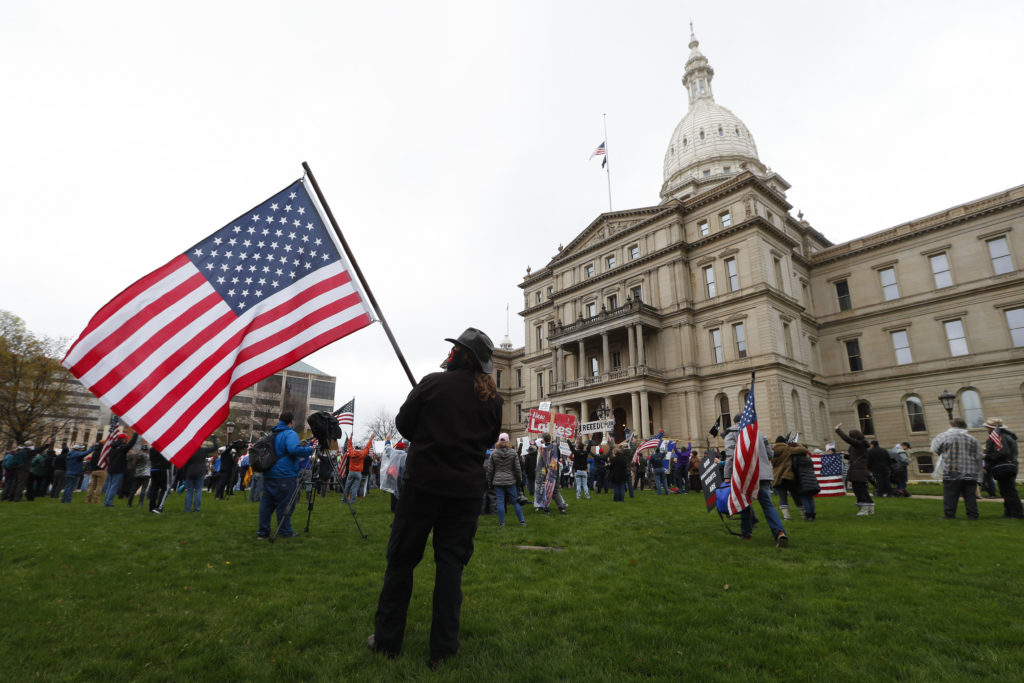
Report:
812,184,1024,266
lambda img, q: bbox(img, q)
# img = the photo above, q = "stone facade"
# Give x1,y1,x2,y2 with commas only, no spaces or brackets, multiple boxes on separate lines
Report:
495,29,1024,479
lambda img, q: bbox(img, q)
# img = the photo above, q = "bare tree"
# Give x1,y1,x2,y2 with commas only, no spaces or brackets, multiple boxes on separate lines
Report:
0,311,75,446
361,406,399,444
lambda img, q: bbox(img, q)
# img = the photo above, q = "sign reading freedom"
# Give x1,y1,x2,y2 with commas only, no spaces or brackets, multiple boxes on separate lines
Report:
579,420,615,433
527,409,577,440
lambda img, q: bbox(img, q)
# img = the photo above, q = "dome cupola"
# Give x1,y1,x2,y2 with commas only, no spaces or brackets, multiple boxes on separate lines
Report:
661,25,768,201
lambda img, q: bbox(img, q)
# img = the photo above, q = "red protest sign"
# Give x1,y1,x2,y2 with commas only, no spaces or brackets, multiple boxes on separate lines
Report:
552,413,577,440
527,409,550,434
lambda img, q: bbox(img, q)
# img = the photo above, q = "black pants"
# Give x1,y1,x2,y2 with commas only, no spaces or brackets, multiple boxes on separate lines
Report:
995,475,1023,518
149,471,168,512
871,469,891,496
595,470,608,493
943,479,979,519
852,480,872,504
373,486,480,660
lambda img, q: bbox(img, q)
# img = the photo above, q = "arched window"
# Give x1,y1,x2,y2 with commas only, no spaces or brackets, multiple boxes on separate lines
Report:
739,389,749,409
683,137,688,147
857,401,875,435
699,129,705,140
960,389,984,428
719,395,731,431
905,396,926,432
718,126,724,136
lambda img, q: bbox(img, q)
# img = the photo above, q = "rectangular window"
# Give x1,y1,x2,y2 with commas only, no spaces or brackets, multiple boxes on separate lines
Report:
773,257,784,291
590,357,599,377
612,351,622,369
1007,307,1024,347
988,237,1013,275
725,258,739,292
845,339,863,372
585,264,595,278
944,319,968,356
835,280,852,311
536,291,542,303
723,165,731,173
733,322,747,359
879,267,899,301
782,322,793,357
536,373,544,398
586,302,597,318
516,368,522,387
720,211,732,228
703,169,711,178
607,294,618,310
699,220,710,236
535,326,543,350
496,370,502,388
930,253,953,288
703,265,716,298
891,330,913,365
516,403,522,424
548,286,554,297
310,379,335,400
710,329,724,364
630,245,640,260
285,376,308,397
258,375,283,393
606,255,616,269
630,285,642,302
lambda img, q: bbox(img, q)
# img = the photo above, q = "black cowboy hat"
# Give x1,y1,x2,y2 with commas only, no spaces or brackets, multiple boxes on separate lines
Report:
445,327,495,373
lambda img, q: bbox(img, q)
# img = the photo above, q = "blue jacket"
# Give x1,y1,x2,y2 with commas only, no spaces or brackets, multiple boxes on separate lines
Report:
66,445,96,476
267,421,313,479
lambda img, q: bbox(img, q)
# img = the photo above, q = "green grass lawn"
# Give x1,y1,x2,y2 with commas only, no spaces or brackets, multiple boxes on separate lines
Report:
1,486,1022,681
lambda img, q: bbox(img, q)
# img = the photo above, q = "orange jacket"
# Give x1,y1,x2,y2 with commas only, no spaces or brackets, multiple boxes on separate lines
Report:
347,441,372,473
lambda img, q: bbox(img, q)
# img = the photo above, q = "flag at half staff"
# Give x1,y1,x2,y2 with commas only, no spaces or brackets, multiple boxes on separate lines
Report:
62,177,375,467
727,375,760,515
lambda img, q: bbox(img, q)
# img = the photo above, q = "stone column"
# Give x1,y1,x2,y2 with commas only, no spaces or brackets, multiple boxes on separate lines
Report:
630,392,640,436
581,399,589,424
636,324,646,367
578,339,586,380
551,347,559,386
640,390,650,437
602,333,610,377
558,347,566,384
627,326,636,371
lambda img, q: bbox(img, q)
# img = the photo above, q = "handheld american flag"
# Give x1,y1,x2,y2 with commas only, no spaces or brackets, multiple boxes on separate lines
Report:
334,398,355,430
62,178,375,467
95,413,122,468
727,375,759,515
812,450,845,497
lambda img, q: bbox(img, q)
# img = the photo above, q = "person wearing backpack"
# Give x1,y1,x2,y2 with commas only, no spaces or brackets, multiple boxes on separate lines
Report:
889,443,911,497
256,411,313,540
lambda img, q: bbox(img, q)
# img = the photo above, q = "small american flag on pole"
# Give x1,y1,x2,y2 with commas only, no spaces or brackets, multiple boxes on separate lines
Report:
727,375,759,515
589,141,606,160
96,413,122,468
334,398,355,429
988,429,1003,452
812,450,846,497
62,177,375,468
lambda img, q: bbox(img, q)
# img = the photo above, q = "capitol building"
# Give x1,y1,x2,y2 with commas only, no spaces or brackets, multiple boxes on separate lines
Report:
492,28,1024,476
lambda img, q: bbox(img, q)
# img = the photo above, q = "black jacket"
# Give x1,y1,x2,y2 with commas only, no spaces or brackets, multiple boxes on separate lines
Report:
397,368,502,499
107,433,140,475
185,437,218,480
866,446,891,472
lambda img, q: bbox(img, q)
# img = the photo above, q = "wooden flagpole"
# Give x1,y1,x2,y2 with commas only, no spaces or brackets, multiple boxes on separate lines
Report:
302,161,417,388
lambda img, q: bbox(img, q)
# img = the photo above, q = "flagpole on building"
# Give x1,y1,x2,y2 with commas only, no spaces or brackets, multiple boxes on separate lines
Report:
603,113,613,212
302,162,417,389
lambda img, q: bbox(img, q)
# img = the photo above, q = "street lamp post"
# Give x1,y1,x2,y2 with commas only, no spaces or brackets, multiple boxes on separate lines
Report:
226,420,236,442
937,390,956,421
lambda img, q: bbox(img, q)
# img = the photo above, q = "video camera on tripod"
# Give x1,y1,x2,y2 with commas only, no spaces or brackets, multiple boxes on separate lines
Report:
269,410,368,542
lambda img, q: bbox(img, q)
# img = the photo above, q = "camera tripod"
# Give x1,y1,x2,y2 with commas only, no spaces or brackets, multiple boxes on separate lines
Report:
269,447,368,542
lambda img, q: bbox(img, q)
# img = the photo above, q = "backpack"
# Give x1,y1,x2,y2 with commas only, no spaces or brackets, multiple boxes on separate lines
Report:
4,451,23,469
248,432,279,473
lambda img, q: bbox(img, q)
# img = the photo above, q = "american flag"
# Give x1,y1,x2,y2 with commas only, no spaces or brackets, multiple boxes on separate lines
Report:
988,429,1003,452
812,451,846,497
62,178,375,467
589,141,606,160
727,376,759,515
97,413,122,468
635,435,662,456
334,398,355,429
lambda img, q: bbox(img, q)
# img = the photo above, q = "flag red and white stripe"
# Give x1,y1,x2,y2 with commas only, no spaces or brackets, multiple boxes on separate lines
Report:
727,376,760,515
811,451,846,497
988,429,1003,452
334,398,355,429
62,178,374,467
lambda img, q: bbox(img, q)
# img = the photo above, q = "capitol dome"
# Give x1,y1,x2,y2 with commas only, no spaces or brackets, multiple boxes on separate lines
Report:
660,27,768,202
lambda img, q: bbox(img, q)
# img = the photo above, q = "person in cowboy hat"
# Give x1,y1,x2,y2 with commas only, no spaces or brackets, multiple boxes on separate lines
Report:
369,327,503,668
982,417,1022,518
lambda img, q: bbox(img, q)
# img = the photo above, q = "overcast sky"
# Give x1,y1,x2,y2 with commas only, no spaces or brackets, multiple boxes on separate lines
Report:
3,0,1022,437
